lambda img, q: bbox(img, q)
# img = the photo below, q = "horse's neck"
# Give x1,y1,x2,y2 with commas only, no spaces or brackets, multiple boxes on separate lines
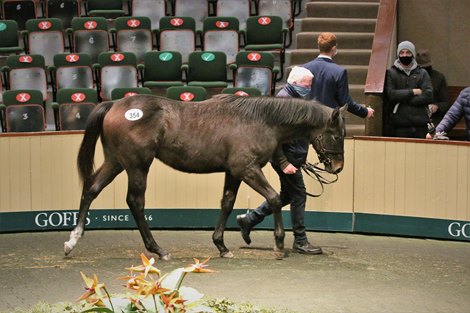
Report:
277,124,322,143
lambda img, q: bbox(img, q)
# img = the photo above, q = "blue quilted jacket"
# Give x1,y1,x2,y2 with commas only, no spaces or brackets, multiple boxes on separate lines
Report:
436,87,470,140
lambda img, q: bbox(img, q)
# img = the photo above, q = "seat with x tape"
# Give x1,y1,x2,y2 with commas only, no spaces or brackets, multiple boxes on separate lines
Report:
112,16,154,64
244,15,288,80
165,86,207,102
1,89,46,132
257,0,295,47
70,17,110,63
111,87,152,100
230,51,279,96
53,88,97,130
4,54,48,101
52,53,95,94
25,18,65,67
97,52,139,101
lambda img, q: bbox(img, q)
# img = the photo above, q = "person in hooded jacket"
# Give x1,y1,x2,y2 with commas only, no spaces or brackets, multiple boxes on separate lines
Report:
384,41,434,138
428,87,470,141
236,66,323,255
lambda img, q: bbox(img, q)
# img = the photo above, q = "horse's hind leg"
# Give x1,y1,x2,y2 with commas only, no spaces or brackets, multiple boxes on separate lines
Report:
213,173,241,258
126,167,170,261
64,160,123,255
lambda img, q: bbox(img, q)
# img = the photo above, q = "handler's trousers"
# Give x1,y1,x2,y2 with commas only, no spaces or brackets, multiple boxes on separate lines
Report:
244,163,308,245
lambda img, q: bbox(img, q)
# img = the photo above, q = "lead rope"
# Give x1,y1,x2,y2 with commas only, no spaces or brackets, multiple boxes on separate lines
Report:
301,162,338,197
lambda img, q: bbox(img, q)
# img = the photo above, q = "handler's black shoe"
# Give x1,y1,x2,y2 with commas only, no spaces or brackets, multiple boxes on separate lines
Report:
293,242,323,255
236,214,253,245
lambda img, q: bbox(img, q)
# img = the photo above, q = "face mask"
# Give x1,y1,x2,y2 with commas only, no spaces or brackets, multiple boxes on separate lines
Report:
399,56,413,66
293,85,311,98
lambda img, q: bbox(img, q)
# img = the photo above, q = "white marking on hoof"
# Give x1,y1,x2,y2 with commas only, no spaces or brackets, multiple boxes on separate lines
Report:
64,229,81,255
221,251,234,258
64,242,73,255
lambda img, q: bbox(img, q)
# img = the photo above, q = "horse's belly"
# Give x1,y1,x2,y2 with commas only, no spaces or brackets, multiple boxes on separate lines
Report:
155,151,226,174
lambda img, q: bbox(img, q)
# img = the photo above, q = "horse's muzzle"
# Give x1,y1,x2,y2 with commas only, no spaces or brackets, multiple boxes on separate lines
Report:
328,159,344,174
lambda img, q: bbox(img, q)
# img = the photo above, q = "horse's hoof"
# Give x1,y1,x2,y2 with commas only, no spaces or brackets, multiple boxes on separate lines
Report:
274,247,285,260
64,242,73,256
160,253,171,261
64,241,73,256
221,251,234,258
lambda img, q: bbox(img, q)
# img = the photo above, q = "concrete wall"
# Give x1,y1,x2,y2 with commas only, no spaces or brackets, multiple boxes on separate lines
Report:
397,0,470,86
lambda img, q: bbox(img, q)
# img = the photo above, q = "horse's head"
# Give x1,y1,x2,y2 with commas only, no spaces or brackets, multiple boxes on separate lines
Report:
311,106,346,174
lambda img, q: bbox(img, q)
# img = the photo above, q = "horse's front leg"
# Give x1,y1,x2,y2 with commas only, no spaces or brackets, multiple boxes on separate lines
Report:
65,161,123,255
240,166,285,259
213,173,241,258
126,167,170,261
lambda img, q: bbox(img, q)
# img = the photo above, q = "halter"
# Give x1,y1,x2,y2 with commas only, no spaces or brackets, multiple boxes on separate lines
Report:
313,135,344,167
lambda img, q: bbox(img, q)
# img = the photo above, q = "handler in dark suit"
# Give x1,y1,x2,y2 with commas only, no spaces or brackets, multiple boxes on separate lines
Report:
303,32,374,119
236,66,323,255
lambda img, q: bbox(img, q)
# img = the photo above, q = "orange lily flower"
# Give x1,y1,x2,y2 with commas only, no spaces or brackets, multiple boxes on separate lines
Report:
119,271,146,291
128,295,145,311
77,272,107,306
183,257,216,273
126,253,161,277
161,291,186,313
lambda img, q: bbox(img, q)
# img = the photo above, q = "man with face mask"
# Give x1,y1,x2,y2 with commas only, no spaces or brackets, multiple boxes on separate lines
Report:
383,41,434,138
303,32,374,119
236,66,324,255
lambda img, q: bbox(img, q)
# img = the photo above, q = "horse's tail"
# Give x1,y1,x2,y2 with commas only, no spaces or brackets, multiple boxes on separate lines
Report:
77,101,114,186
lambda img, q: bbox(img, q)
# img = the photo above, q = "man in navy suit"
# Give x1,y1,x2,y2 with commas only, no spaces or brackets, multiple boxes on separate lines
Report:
303,32,374,119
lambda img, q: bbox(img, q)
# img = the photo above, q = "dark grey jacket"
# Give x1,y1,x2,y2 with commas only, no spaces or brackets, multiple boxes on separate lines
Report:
384,63,433,130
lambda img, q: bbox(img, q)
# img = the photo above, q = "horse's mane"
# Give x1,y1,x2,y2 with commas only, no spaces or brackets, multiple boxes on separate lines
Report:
212,94,331,126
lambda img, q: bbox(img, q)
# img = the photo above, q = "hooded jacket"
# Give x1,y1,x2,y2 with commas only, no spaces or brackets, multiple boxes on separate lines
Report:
436,87,470,141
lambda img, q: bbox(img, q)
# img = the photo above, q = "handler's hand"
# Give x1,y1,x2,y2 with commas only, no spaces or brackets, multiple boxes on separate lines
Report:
283,163,298,175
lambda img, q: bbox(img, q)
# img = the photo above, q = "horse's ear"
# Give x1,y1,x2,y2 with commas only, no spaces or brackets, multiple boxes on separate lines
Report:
331,107,340,122
331,104,347,124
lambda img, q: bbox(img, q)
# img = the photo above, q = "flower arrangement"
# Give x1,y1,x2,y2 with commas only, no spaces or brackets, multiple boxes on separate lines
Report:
77,253,216,313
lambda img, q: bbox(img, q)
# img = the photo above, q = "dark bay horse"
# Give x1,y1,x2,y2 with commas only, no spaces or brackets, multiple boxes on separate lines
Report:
64,94,346,260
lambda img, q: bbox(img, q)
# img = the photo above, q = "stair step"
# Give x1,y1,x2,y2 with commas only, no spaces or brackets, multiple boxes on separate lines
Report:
301,17,376,33
297,32,374,49
349,84,366,103
306,2,379,19
288,49,372,66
